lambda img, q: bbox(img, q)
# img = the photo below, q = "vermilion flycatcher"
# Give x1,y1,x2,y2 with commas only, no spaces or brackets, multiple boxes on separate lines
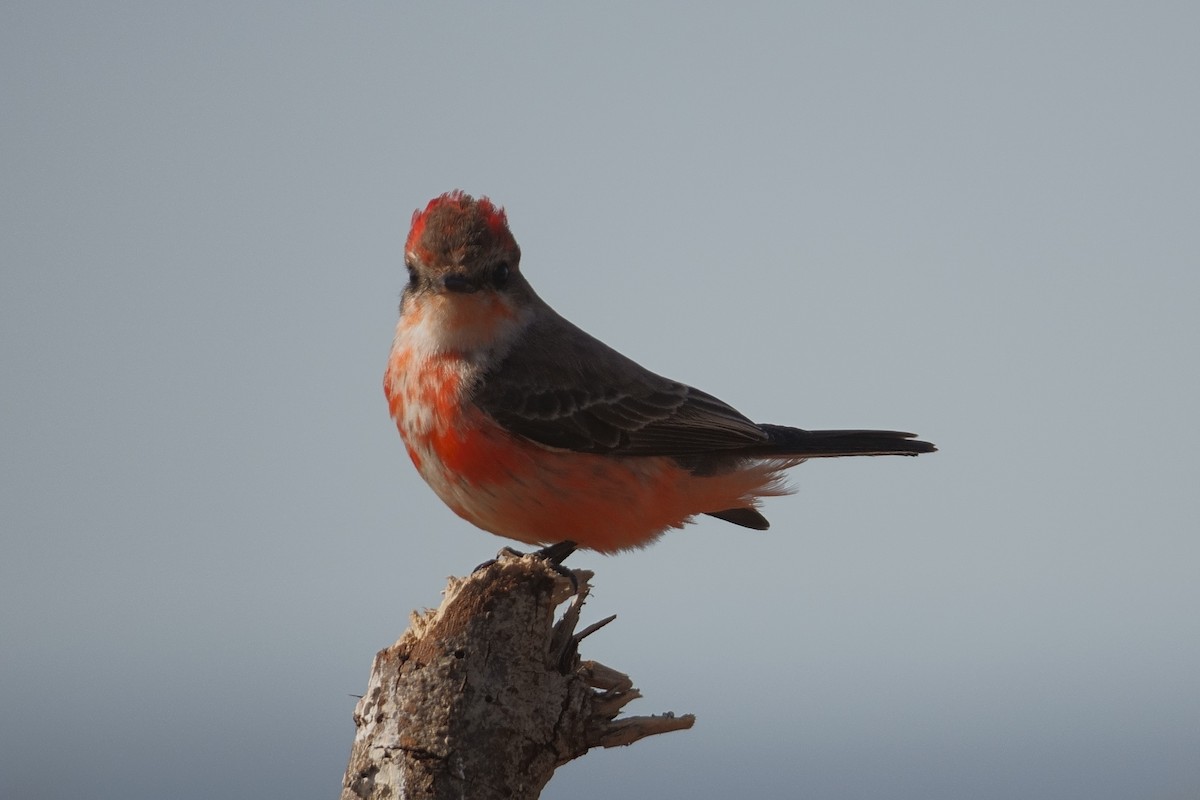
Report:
385,191,935,553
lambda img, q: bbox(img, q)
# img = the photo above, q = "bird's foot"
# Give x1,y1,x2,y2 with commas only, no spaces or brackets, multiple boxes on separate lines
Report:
474,540,580,590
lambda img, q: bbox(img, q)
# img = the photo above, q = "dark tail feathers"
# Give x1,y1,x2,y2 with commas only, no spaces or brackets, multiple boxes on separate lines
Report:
702,425,935,529
748,424,937,458
702,425,934,530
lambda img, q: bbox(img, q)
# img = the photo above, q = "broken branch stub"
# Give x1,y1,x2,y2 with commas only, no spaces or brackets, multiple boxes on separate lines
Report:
341,553,694,800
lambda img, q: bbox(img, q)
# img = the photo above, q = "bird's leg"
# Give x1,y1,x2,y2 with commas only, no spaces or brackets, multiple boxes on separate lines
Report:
531,540,578,564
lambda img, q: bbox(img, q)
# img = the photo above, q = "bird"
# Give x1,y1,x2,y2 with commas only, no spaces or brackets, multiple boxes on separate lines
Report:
384,191,935,553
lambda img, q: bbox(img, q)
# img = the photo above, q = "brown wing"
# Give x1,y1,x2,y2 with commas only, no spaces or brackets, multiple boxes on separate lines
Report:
472,309,770,456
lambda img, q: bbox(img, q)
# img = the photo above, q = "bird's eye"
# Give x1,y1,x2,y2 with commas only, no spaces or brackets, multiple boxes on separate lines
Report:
492,262,511,289
405,260,419,289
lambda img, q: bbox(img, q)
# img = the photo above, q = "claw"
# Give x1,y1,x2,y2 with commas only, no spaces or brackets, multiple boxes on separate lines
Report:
473,541,580,586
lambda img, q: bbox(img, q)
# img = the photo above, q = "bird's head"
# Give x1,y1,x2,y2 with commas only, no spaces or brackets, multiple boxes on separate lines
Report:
404,191,523,298
398,191,538,353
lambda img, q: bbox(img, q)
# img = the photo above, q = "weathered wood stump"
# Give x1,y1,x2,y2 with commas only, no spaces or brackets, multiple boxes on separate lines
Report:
342,552,694,800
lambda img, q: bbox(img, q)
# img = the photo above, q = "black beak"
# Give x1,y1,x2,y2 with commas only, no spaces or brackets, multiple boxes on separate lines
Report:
442,273,479,294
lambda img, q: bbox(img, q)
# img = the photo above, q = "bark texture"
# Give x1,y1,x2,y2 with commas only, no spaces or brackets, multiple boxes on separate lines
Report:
341,553,694,800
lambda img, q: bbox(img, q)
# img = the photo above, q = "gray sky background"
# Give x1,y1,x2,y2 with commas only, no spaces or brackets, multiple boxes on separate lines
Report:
3,3,1198,799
